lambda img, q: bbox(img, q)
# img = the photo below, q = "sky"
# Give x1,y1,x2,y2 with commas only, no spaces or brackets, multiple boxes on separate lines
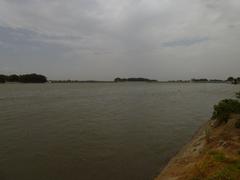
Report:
0,0,240,80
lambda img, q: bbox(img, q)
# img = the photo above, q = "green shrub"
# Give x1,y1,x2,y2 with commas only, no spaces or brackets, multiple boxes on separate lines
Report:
0,75,6,83
212,99,240,123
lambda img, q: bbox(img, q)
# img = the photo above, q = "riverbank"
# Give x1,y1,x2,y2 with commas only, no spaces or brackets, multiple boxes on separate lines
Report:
155,115,240,180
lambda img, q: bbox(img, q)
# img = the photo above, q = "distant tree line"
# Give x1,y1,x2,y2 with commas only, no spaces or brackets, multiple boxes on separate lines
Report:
50,80,112,83
191,77,240,84
114,77,158,82
0,74,47,83
191,78,225,83
191,78,209,82
226,77,240,84
167,80,190,83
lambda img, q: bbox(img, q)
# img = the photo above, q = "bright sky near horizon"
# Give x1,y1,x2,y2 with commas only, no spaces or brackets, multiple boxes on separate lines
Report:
0,0,240,80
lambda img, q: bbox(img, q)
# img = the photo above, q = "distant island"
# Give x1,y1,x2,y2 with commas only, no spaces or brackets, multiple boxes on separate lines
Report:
191,77,240,84
0,74,47,83
191,78,224,83
49,78,158,83
114,77,158,82
1,74,239,84
50,80,112,83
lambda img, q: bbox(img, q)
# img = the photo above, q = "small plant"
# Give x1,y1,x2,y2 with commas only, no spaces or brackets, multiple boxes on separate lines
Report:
212,99,240,124
210,151,226,162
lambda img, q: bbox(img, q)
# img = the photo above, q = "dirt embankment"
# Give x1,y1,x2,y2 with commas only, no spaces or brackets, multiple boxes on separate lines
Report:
155,115,240,180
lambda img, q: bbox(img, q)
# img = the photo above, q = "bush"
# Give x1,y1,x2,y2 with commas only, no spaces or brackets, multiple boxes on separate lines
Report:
212,99,240,123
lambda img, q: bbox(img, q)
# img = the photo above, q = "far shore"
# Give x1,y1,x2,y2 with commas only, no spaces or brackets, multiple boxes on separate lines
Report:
1,74,239,84
0,81,234,85
1,81,232,84
1,80,232,84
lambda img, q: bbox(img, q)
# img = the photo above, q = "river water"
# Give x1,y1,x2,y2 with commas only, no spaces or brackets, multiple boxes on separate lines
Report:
0,83,239,180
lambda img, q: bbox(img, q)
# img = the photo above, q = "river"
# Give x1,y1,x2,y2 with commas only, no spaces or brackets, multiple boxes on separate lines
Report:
0,83,239,180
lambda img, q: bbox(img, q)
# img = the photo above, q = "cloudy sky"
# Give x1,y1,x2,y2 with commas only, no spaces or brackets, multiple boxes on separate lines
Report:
0,0,240,80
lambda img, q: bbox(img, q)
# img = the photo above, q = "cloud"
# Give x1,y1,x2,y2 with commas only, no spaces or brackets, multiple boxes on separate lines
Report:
162,37,209,47
0,0,240,80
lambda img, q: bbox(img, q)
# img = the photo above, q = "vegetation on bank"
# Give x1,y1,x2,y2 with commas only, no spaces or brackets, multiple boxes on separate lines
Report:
211,91,240,127
156,90,240,180
0,74,47,83
192,91,240,180
212,99,240,123
192,149,240,180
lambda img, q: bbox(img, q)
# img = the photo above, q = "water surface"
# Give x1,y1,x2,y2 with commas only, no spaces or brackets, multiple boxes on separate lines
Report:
0,83,239,180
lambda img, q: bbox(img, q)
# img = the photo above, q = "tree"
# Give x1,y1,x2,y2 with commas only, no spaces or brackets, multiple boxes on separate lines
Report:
114,77,122,82
227,77,234,82
0,75,6,83
114,77,157,82
7,74,19,82
19,74,47,83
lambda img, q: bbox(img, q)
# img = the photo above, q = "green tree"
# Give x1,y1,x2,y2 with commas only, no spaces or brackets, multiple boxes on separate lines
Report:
7,74,19,82
0,75,6,83
227,77,234,82
19,74,47,83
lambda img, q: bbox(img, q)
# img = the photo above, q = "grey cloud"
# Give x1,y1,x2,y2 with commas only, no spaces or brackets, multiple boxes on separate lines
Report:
162,37,209,47
0,0,240,80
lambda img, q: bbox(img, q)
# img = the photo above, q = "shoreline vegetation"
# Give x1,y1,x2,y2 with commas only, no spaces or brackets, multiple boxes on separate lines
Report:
0,74,47,83
50,80,113,83
114,77,158,82
155,91,240,180
50,77,240,84
1,74,240,84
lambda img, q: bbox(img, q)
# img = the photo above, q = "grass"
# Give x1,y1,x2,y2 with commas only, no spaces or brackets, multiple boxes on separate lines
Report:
209,151,227,162
208,160,240,180
191,151,240,180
